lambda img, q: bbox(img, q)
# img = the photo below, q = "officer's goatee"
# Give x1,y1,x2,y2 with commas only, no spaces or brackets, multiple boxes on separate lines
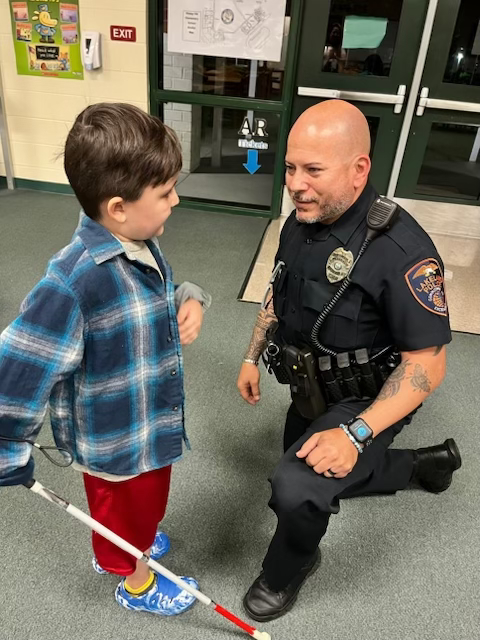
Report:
292,190,353,225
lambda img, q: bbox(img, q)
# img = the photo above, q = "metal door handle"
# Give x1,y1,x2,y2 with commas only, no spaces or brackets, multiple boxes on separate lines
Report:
297,85,407,113
416,87,480,115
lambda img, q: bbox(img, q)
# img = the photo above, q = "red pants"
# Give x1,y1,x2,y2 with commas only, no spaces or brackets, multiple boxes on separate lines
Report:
83,466,171,575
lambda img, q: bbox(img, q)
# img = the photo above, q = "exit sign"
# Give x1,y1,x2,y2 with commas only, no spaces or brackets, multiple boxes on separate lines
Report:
110,26,136,42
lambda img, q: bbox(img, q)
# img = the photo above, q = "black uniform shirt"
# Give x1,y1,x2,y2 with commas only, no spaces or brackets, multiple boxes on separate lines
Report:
273,183,452,354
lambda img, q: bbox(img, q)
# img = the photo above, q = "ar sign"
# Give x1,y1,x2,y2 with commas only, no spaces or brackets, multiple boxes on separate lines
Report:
238,116,269,151
238,116,269,174
238,117,268,137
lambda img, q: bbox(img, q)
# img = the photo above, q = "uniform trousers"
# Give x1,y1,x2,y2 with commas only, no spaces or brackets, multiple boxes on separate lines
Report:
262,399,415,590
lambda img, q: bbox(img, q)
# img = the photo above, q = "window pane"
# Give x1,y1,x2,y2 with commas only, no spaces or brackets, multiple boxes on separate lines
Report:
161,103,279,209
322,0,403,77
160,1,291,99
415,123,480,200
443,1,480,86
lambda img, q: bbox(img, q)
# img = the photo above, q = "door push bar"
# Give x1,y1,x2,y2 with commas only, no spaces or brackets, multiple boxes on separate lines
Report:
297,85,407,114
416,87,480,116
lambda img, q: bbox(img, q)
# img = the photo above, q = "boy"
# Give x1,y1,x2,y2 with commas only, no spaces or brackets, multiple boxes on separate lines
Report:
0,103,211,616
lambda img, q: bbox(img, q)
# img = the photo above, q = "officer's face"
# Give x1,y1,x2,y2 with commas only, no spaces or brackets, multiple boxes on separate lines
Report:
285,135,364,225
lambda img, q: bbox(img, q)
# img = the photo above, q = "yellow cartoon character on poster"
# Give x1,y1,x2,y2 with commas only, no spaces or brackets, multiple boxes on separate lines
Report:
32,4,58,43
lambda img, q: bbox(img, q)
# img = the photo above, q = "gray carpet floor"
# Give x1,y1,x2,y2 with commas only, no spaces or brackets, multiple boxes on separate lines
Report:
0,189,478,640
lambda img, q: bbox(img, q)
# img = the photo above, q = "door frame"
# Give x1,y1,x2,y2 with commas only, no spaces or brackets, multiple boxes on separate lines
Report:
148,0,304,219
393,0,480,203
396,110,480,202
295,0,429,97
422,0,480,103
290,0,431,196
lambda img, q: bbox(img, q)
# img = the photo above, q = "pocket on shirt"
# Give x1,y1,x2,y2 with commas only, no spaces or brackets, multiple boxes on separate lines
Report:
304,281,363,350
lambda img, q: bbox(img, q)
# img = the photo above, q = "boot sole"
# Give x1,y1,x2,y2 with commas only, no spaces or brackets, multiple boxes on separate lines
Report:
243,550,321,623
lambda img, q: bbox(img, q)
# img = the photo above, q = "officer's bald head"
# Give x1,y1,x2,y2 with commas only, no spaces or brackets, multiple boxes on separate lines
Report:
286,100,371,224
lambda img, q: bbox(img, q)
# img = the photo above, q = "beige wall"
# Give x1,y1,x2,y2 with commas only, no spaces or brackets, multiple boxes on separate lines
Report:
0,0,148,185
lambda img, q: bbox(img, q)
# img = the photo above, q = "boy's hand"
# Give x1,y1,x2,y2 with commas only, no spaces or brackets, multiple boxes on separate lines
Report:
177,299,203,345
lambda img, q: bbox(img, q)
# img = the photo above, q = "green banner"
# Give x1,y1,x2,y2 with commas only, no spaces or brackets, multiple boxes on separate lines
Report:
9,1,83,79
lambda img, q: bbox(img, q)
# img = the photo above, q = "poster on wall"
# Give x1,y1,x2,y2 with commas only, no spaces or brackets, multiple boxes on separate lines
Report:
9,1,83,79
167,0,287,62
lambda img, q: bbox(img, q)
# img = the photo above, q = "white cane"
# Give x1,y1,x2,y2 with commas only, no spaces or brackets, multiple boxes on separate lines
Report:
24,478,271,640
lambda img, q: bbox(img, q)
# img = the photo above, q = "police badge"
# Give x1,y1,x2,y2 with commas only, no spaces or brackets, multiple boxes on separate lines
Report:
326,248,354,283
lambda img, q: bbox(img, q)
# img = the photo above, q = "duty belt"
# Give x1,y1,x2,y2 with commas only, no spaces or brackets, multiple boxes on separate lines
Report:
264,338,400,410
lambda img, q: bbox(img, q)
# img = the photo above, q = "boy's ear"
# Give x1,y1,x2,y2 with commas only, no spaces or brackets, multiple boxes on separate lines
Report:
104,197,127,223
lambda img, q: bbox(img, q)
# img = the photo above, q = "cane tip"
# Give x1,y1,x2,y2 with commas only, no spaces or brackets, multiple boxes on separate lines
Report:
253,632,272,640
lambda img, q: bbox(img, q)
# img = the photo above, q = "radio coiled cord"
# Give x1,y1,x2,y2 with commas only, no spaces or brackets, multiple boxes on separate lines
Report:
310,237,372,356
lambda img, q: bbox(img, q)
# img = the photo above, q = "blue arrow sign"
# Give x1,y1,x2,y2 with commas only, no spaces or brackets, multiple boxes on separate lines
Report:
243,149,261,174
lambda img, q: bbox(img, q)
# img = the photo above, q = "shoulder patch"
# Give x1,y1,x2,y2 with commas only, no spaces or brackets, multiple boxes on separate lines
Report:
404,258,447,316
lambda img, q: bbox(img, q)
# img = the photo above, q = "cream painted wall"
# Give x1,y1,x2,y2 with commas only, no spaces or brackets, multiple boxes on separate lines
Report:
0,0,148,185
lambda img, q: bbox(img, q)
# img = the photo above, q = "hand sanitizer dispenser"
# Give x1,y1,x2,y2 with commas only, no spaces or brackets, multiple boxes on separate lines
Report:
81,31,101,71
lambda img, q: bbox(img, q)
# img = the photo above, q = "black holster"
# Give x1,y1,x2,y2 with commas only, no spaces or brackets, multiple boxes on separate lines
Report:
263,331,327,421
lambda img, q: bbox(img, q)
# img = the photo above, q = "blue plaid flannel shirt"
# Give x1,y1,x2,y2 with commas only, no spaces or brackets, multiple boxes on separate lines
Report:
0,216,188,484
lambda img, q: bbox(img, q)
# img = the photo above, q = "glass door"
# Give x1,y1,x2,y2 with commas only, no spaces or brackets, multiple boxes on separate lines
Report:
291,0,429,194
396,0,480,203
149,0,302,218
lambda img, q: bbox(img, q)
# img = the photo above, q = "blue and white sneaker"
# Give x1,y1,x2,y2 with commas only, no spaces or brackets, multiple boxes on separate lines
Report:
149,530,170,559
92,531,171,575
115,573,198,616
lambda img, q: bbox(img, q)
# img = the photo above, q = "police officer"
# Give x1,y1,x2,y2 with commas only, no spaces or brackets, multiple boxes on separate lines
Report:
236,100,462,622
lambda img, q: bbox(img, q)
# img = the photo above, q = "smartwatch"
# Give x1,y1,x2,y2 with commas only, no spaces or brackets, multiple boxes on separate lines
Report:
347,418,373,447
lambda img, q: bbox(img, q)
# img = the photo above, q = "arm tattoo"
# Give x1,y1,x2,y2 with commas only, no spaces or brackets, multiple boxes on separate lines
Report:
409,363,431,393
361,359,432,416
433,345,443,356
244,297,277,361
376,361,410,400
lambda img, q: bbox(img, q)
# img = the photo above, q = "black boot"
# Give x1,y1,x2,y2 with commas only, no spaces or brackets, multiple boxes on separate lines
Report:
243,549,320,622
411,438,461,493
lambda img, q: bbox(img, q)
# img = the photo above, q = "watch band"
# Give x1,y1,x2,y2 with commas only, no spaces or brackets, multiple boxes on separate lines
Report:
243,358,259,366
346,417,374,446
339,424,363,454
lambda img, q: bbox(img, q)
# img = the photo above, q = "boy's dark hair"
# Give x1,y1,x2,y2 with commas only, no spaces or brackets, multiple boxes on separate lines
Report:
64,103,182,221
